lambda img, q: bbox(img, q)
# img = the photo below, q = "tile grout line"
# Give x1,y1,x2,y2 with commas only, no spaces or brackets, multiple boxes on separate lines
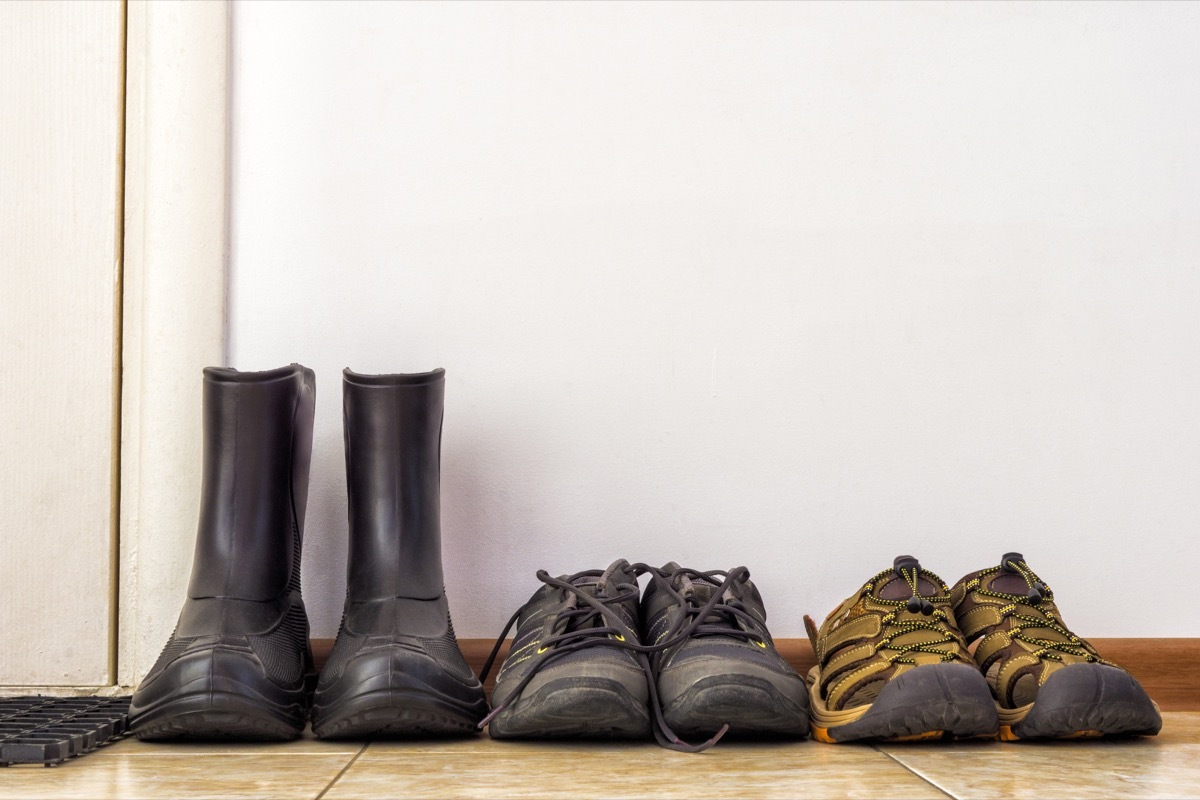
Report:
314,742,369,800
873,746,959,800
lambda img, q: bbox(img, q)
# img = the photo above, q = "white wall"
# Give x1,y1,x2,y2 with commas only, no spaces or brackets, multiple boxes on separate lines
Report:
229,1,1200,639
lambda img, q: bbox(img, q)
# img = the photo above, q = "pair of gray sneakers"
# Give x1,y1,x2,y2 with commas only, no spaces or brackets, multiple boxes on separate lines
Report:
478,560,810,751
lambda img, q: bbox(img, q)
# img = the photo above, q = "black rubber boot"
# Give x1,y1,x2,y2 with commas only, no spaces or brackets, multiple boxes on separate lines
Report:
130,364,317,740
311,368,487,738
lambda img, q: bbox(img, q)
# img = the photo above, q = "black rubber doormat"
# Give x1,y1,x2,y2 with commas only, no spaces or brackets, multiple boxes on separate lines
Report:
0,696,132,767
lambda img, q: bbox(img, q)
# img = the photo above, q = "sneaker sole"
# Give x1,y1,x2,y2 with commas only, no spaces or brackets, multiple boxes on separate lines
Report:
998,663,1162,741
808,662,999,743
487,676,651,740
663,674,809,739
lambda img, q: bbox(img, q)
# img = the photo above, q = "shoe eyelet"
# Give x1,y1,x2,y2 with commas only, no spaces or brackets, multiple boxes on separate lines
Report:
612,634,625,642
755,639,767,649
536,645,549,654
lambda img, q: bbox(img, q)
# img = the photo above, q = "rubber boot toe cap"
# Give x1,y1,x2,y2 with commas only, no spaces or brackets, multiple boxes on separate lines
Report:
312,641,487,738
130,646,308,740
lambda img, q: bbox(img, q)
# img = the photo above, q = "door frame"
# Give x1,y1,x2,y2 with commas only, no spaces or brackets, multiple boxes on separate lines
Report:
117,0,229,689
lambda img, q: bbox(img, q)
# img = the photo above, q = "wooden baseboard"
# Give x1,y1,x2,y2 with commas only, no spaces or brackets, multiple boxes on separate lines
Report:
311,637,1199,711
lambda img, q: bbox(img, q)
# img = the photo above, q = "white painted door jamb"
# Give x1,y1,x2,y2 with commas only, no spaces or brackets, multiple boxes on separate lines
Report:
118,0,229,689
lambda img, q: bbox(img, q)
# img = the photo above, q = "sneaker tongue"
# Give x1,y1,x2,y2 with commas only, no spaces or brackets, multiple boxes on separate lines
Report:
597,559,629,587
677,576,743,633
565,559,631,600
674,572,728,603
555,574,612,632
571,574,603,589
565,575,604,606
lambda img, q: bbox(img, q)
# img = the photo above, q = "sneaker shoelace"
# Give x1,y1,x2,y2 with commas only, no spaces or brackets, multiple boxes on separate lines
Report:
637,564,767,648
971,556,1099,663
478,564,755,752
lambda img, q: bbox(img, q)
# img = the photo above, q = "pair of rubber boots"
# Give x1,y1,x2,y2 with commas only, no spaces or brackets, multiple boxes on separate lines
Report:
129,365,487,740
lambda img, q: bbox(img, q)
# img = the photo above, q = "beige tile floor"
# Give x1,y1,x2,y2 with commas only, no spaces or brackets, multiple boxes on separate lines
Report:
1,713,1195,800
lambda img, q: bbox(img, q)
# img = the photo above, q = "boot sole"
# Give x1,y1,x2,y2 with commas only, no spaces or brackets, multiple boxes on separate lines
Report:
662,674,809,739
488,677,651,740
129,647,311,741
999,663,1162,741
131,690,306,741
808,663,999,743
312,688,483,739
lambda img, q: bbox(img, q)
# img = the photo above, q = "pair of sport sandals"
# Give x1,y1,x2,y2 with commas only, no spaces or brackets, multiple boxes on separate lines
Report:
806,553,1162,743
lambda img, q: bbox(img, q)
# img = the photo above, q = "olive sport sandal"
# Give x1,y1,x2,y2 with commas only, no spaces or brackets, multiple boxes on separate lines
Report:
804,555,999,743
951,553,1162,741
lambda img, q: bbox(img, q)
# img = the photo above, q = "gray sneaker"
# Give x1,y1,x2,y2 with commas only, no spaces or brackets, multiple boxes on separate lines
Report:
479,560,651,740
640,563,810,740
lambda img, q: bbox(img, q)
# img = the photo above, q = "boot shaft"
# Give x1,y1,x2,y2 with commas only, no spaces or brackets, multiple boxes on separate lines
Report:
188,364,315,602
343,368,445,602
